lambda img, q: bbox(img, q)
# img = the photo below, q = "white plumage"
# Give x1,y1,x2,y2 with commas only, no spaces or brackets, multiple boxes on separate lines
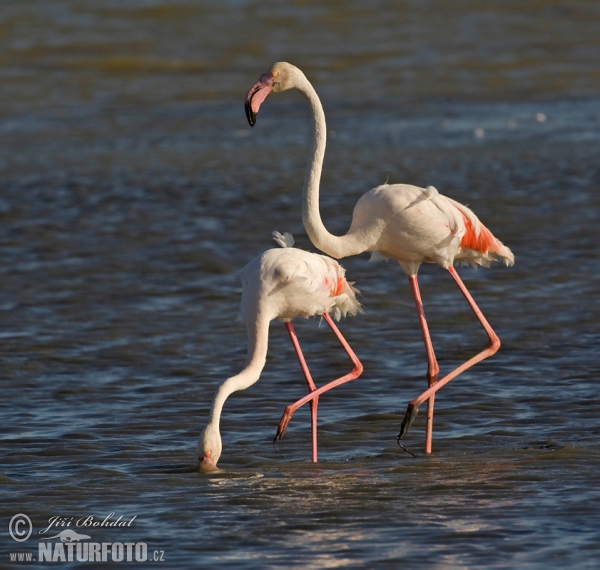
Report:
245,62,515,454
242,232,360,324
198,232,362,469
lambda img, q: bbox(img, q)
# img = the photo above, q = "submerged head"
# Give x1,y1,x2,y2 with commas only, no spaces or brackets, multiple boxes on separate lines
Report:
244,62,307,126
197,424,222,472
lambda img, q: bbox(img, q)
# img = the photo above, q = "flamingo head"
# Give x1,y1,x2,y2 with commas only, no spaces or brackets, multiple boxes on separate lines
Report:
245,62,305,127
197,424,222,472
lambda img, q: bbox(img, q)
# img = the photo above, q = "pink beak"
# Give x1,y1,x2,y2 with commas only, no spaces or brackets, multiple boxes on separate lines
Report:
245,73,274,127
198,451,217,472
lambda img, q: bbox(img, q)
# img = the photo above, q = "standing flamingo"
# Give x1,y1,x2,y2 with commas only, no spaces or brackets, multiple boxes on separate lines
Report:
245,62,514,454
198,231,362,469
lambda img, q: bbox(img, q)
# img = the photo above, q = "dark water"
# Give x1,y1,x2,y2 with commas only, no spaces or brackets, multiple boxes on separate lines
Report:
1,1,600,568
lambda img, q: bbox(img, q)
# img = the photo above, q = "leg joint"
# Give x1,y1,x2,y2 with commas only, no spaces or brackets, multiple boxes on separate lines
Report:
488,335,501,355
354,360,364,377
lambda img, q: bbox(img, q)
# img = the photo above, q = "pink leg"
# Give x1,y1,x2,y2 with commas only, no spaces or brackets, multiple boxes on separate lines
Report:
284,321,319,463
275,313,363,454
398,266,501,445
408,274,440,454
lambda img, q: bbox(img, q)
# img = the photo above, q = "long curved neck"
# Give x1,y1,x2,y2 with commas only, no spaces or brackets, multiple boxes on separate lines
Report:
296,77,364,259
207,314,270,428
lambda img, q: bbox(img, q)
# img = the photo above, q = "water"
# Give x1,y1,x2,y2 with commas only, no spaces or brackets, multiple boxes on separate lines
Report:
1,1,599,568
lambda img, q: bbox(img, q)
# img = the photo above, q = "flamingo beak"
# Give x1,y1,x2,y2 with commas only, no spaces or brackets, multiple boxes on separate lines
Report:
245,73,275,127
198,450,218,473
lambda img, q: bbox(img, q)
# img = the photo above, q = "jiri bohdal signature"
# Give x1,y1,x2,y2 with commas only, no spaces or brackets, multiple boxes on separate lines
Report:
39,513,137,535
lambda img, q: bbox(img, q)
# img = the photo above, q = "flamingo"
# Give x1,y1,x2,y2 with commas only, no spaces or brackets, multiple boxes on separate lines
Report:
198,231,363,469
245,62,514,454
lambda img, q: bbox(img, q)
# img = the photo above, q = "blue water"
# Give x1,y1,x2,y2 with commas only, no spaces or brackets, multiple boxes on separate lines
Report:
1,1,600,568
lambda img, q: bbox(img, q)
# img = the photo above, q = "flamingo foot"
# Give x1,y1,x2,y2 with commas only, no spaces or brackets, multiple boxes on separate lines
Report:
397,402,419,441
397,441,417,458
274,406,294,442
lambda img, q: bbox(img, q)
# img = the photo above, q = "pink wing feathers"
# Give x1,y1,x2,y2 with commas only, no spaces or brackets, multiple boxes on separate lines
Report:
446,197,515,267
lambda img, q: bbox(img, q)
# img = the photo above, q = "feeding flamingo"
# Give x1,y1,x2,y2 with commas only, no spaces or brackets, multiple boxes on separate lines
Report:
198,231,362,469
245,62,514,454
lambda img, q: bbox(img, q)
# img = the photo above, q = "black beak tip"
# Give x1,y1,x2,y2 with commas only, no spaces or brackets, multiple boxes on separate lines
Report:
245,103,257,127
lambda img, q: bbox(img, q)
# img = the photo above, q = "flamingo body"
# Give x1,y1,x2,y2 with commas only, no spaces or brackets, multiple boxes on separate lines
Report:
245,62,514,454
198,232,361,469
241,245,359,324
348,183,514,275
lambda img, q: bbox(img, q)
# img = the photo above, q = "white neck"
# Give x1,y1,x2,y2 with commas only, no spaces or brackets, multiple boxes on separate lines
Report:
295,75,368,259
206,313,270,429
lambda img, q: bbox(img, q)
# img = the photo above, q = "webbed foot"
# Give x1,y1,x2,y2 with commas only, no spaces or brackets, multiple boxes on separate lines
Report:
397,402,419,441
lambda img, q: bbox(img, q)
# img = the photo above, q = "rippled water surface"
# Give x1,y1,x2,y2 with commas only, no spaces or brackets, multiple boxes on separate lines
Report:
1,1,599,568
